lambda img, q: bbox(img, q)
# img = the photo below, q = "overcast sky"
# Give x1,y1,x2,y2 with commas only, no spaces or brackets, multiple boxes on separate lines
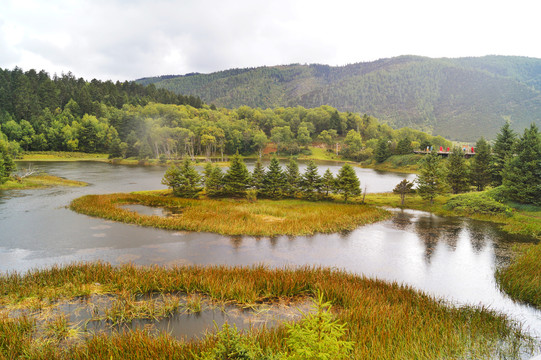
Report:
1,0,539,81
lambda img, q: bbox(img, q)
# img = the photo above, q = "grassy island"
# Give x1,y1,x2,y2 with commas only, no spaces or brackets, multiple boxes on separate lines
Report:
0,173,87,190
0,262,535,359
70,191,390,236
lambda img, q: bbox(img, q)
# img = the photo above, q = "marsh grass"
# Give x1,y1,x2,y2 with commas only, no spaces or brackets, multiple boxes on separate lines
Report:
0,262,537,359
0,174,88,190
496,244,541,309
70,192,391,236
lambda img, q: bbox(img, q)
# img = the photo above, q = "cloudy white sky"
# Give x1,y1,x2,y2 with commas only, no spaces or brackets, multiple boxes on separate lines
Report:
1,0,539,81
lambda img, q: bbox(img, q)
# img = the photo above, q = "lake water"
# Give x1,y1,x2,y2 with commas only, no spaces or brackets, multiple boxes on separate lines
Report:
1,161,540,343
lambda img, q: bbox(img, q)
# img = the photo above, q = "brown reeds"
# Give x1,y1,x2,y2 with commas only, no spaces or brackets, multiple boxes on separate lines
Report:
0,262,536,359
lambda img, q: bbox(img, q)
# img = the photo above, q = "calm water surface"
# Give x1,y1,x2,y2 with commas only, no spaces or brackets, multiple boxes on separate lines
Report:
1,161,540,342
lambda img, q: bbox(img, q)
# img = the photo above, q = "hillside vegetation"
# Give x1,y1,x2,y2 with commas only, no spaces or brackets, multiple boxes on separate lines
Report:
138,56,541,141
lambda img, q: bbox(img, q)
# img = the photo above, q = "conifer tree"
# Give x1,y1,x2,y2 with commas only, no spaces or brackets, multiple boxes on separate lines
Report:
202,162,214,188
396,137,413,155
300,160,322,200
446,147,469,194
205,164,224,198
262,157,286,198
416,150,447,204
502,123,541,205
321,169,335,197
0,140,15,184
284,158,300,197
471,137,492,191
335,164,361,202
492,122,516,186
161,157,201,198
375,138,391,163
223,152,250,197
393,179,415,206
251,157,265,194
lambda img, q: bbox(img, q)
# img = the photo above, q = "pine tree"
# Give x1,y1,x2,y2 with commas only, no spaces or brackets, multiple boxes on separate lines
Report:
251,157,265,194
502,123,541,205
446,147,470,194
416,150,447,204
335,164,361,202
284,158,300,197
375,138,391,163
0,140,15,184
393,179,415,206
300,160,322,200
205,164,224,198
262,157,285,198
161,157,201,198
321,169,335,197
396,137,413,155
492,122,516,186
202,162,214,188
223,152,250,197
471,137,492,191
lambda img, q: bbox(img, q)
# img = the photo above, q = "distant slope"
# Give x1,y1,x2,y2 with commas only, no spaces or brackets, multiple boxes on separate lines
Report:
137,56,541,141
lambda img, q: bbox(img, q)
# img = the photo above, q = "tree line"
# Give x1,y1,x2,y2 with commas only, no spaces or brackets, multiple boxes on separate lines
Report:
411,122,541,205
162,155,362,202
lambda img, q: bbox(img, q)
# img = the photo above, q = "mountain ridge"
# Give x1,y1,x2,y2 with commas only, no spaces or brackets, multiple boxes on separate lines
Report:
136,56,541,141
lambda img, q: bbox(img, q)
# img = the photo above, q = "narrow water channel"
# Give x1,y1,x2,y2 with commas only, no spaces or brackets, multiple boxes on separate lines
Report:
0,161,539,341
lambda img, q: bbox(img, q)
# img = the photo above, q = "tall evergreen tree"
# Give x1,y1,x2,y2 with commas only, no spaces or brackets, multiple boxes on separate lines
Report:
502,123,541,205
251,157,265,194
335,164,361,202
223,152,250,197
396,137,413,155
321,169,335,197
0,140,15,184
262,157,286,198
300,160,322,200
492,122,517,186
202,162,214,188
284,158,300,197
446,147,470,194
471,137,492,191
161,157,201,198
375,138,391,163
205,164,224,198
416,150,447,204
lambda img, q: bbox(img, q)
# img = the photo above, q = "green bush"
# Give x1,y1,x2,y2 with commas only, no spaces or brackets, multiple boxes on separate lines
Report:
445,192,512,216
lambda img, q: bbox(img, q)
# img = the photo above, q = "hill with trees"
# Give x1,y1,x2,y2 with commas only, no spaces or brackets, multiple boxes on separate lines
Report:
137,56,541,141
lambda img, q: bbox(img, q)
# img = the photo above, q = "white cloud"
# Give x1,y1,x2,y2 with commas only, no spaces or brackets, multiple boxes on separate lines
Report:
0,0,539,81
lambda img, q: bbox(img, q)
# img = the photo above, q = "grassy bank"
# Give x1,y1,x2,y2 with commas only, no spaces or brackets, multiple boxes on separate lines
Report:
18,151,109,161
496,244,541,309
366,192,541,240
0,174,88,190
70,191,390,236
0,262,536,359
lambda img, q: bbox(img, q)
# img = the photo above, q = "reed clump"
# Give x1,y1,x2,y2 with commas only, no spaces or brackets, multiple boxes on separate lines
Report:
0,262,536,359
496,244,541,309
69,192,390,236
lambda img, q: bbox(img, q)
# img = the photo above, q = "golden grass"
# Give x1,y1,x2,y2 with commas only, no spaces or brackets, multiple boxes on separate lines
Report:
18,151,109,161
0,262,535,359
69,191,391,236
0,174,88,190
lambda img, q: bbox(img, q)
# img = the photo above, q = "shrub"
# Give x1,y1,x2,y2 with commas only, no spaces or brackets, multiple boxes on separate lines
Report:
445,192,512,216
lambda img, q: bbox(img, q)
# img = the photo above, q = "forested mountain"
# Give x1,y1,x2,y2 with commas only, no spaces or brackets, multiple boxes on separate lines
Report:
137,56,541,141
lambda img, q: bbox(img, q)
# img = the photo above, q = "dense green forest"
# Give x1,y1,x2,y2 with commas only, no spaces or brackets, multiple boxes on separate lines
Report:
138,56,541,141
0,67,451,163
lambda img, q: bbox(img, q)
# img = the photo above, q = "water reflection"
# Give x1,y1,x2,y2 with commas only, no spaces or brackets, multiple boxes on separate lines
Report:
0,161,540,340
